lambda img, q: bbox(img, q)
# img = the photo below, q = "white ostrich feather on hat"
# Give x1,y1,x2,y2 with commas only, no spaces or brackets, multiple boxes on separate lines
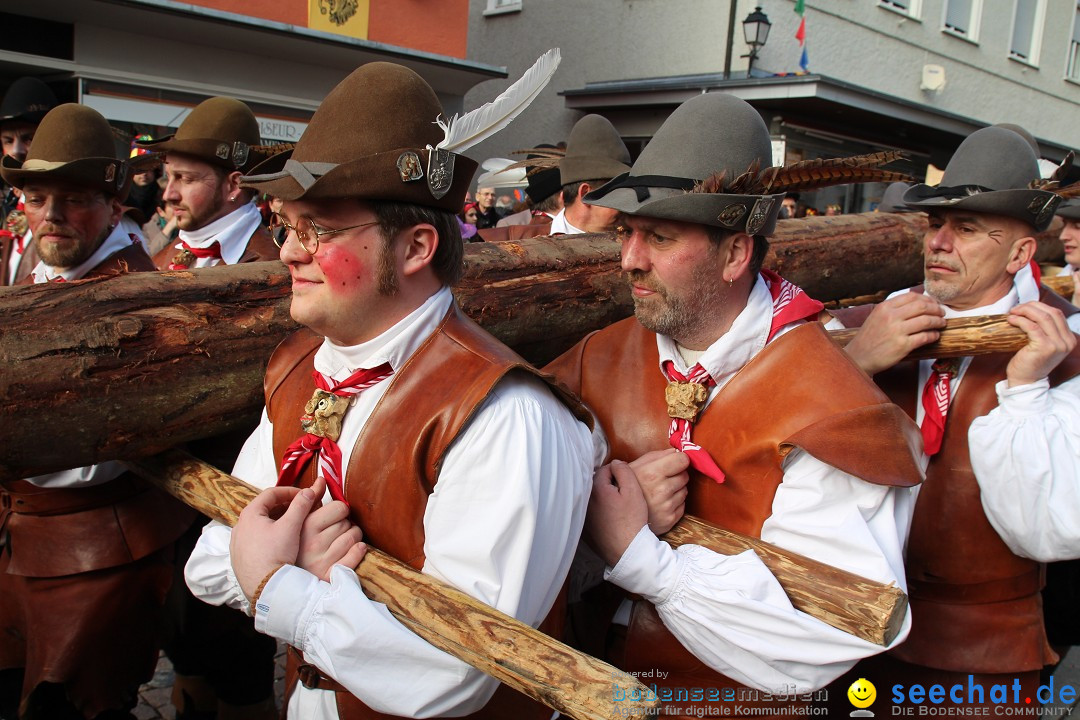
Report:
435,49,561,154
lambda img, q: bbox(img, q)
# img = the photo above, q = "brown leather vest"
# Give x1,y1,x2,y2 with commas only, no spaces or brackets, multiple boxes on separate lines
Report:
152,223,278,269
546,317,923,709
867,287,1080,673
265,303,588,720
0,234,36,286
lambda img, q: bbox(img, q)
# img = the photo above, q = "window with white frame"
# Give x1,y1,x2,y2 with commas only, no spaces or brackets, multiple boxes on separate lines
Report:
879,0,922,19
484,0,522,16
1010,0,1046,65
1068,1,1080,80
942,0,981,41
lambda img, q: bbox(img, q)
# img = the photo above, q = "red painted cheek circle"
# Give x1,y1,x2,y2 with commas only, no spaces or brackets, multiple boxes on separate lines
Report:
318,244,369,290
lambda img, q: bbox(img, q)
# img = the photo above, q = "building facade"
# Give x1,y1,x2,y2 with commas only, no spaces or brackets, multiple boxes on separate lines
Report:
465,0,1080,212
1,0,503,147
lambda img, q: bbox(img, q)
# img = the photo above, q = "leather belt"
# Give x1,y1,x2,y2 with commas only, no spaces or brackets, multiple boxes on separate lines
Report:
288,646,347,693
907,568,1043,605
0,473,144,516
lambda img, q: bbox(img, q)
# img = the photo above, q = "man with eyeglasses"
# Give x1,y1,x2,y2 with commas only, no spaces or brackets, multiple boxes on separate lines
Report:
184,62,594,720
136,96,278,271
0,103,194,720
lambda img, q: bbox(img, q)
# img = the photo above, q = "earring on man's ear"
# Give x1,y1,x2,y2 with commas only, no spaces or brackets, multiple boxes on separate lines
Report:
726,276,733,288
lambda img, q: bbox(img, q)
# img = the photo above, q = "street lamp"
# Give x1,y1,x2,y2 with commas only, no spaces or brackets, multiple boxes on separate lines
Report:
742,6,772,77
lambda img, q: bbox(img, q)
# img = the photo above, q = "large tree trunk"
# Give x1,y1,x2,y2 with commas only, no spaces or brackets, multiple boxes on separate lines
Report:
0,213,1066,478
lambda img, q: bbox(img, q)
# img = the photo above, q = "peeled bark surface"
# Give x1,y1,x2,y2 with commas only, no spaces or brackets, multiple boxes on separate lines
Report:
0,213,1067,478
0,264,294,479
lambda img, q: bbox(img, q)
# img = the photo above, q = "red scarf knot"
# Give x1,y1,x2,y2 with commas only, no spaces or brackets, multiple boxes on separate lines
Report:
276,363,394,504
661,360,726,483
920,357,962,456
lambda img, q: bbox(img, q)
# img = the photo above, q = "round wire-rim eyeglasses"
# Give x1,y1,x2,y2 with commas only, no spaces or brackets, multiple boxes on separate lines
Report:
268,212,379,254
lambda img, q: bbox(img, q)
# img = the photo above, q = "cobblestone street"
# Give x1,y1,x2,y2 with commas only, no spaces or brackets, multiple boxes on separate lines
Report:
134,644,287,720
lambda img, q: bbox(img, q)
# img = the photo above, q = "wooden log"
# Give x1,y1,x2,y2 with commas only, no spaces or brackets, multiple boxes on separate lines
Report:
0,213,1068,478
829,314,1029,360
0,263,295,479
662,516,907,647
124,450,660,720
1044,273,1075,300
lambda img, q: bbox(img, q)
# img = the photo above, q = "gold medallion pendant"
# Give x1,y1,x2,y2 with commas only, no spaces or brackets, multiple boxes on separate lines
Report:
665,381,708,421
300,389,351,441
171,249,195,269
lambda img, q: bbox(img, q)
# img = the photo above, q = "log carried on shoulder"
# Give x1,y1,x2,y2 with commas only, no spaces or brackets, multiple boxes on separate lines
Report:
0,213,1068,478
829,314,1028,360
128,451,904,653
124,450,660,720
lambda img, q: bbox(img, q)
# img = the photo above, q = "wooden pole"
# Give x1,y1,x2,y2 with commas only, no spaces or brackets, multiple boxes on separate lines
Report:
123,450,660,720
126,450,904,649
829,314,1029,360
662,516,907,647
1044,273,1075,300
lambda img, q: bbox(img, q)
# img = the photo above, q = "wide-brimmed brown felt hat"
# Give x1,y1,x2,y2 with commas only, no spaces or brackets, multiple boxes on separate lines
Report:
240,62,476,212
903,126,1059,231
560,114,631,186
137,96,262,172
1,103,130,198
584,93,786,235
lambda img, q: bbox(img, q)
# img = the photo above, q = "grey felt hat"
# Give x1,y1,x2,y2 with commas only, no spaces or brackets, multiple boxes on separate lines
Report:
878,181,916,213
903,126,1059,232
1056,198,1080,221
560,114,631,186
584,93,784,235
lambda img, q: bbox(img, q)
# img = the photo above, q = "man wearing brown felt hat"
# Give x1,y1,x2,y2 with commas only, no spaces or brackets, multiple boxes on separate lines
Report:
545,91,923,717
833,126,1080,709
139,95,282,720
137,96,278,271
184,57,595,720
0,102,195,720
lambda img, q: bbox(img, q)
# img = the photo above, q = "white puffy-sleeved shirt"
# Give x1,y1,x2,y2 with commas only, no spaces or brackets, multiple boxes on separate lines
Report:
168,201,263,267
25,222,149,488
600,274,915,693
886,264,1080,562
548,209,584,235
185,286,594,719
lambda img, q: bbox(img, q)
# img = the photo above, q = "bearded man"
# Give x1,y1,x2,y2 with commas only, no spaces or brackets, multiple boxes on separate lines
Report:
0,103,193,720
546,92,924,719
137,96,277,270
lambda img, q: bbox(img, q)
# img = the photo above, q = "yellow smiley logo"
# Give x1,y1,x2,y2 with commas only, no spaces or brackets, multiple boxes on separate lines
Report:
848,678,877,709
